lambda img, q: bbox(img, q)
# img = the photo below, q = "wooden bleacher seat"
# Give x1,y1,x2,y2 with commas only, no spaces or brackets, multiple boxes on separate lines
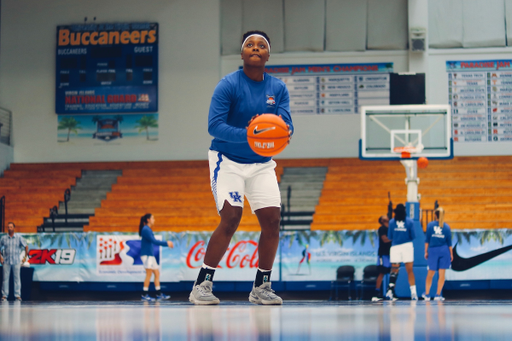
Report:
0,168,80,232
311,156,512,231
85,160,259,233
82,158,305,233
4,156,510,234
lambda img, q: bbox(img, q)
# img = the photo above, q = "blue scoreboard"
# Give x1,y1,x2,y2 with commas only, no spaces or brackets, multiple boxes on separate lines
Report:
55,23,158,114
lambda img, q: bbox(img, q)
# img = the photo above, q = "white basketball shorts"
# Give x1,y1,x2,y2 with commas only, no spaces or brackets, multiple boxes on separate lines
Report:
390,242,414,264
140,255,159,270
208,150,281,213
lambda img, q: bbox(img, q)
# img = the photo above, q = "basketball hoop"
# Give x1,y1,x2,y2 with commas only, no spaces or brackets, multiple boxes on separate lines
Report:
392,144,424,159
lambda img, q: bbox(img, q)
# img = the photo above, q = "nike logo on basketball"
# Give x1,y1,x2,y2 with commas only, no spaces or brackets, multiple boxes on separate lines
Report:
253,126,276,135
451,243,512,271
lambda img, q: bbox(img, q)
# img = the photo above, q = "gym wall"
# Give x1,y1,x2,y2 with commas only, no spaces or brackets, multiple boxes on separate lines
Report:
0,0,511,164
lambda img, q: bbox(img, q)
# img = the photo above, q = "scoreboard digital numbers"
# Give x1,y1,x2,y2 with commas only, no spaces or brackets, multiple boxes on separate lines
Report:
447,59,512,143
56,23,158,114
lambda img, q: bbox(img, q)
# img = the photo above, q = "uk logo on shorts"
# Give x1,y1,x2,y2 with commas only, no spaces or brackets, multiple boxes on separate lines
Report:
266,95,276,106
230,191,242,203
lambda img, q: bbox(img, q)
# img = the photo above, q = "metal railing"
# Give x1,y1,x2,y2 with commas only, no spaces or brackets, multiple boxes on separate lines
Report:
422,200,439,230
49,206,59,233
280,186,293,229
280,185,315,230
39,188,71,232
64,188,71,224
0,196,5,233
0,107,12,146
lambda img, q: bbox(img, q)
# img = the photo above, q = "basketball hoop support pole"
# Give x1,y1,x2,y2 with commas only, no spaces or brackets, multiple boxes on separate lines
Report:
400,160,420,202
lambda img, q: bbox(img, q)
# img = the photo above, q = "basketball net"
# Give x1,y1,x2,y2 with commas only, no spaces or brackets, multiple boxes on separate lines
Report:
392,143,424,159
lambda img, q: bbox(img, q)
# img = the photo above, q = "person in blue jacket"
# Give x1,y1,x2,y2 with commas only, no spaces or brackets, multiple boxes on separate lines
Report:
423,207,452,301
385,204,418,300
189,30,293,306
139,213,174,301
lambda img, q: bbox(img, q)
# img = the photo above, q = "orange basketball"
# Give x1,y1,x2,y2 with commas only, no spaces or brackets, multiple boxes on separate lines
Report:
247,114,290,157
417,157,428,169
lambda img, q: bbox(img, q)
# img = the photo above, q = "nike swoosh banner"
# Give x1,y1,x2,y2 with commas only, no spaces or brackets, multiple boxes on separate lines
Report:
452,244,512,272
447,229,512,280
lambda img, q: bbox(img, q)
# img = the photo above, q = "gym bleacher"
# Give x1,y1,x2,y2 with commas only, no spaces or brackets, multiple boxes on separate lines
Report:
312,156,512,230
1,155,511,233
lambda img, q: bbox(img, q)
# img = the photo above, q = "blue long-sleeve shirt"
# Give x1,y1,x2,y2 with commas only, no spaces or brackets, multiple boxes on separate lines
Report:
208,69,294,164
425,221,452,248
140,225,168,256
388,217,416,246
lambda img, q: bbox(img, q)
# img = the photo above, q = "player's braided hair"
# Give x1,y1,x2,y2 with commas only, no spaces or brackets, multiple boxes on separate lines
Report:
139,213,152,236
394,204,406,222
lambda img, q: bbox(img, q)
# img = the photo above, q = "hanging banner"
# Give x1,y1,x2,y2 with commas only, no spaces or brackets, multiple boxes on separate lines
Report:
447,229,512,280
262,63,393,115
57,113,158,144
447,60,512,143
56,23,158,114
11,229,512,283
280,230,377,281
20,231,265,282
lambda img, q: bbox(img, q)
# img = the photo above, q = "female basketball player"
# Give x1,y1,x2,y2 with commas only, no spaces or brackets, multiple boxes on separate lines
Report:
386,204,418,300
189,30,293,305
423,207,452,301
139,213,174,301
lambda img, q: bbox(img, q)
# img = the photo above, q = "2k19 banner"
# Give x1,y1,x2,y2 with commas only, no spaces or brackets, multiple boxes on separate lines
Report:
9,229,512,283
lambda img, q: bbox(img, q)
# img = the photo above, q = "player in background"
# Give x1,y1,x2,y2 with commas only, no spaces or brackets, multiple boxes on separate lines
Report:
189,30,293,305
372,215,391,301
139,213,174,301
386,204,418,300
423,207,452,301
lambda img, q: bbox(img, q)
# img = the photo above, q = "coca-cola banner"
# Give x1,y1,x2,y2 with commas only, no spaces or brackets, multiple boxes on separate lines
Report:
12,231,379,282
183,232,263,281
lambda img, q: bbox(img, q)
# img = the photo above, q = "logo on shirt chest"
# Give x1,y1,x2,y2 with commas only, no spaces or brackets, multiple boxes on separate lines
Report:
266,95,276,106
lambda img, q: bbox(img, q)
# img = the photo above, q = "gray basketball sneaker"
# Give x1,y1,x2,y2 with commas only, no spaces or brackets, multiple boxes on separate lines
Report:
249,282,283,305
189,281,220,305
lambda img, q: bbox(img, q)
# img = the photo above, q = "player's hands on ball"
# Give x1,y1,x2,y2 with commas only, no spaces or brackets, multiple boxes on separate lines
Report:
246,114,260,128
167,241,174,248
